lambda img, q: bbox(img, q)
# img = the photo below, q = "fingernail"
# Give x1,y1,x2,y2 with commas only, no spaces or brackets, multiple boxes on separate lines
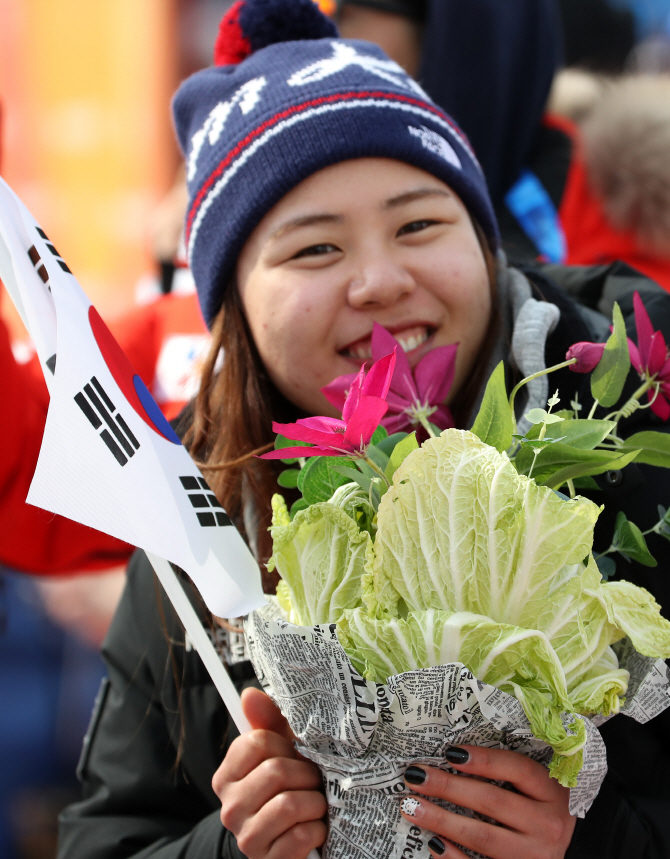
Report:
445,746,469,765
400,796,425,818
428,835,446,855
404,766,427,785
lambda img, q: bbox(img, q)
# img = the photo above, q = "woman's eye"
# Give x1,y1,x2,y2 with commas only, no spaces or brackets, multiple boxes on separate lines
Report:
291,243,338,259
397,219,438,236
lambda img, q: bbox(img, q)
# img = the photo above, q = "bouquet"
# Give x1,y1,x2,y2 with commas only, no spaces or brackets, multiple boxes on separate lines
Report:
244,293,670,859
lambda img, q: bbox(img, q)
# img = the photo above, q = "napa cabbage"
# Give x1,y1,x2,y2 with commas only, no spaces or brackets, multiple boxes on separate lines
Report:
268,429,670,785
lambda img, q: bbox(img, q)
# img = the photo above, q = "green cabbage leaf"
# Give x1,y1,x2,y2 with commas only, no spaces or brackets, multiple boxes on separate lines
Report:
268,494,371,625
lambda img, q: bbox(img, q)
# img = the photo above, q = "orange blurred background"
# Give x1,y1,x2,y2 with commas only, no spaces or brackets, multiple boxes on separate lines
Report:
0,0,180,340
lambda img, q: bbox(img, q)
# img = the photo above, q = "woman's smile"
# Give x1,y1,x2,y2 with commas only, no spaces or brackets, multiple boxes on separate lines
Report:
236,157,491,417
339,323,435,364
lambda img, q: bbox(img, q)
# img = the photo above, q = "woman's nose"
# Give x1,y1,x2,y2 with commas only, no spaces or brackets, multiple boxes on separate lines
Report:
347,256,416,308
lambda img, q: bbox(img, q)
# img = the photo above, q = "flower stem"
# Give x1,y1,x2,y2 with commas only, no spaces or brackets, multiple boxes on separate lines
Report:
605,379,653,422
363,455,390,487
527,448,541,480
587,399,599,420
642,511,669,537
417,413,438,438
509,359,577,419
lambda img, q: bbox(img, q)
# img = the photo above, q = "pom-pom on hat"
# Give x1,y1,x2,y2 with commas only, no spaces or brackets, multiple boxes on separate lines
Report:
173,0,499,327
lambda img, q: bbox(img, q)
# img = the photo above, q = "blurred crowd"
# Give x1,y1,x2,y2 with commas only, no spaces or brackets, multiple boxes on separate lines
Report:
2,0,670,856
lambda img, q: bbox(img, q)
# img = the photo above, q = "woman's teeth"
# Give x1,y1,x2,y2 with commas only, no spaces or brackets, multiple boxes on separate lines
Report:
349,343,372,359
397,329,429,353
344,327,430,359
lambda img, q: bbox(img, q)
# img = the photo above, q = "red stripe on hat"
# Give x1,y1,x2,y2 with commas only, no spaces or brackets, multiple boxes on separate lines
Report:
186,90,468,241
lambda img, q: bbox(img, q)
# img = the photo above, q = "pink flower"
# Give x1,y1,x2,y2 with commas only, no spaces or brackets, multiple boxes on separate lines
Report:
628,292,670,420
322,323,457,434
566,341,607,373
260,351,396,459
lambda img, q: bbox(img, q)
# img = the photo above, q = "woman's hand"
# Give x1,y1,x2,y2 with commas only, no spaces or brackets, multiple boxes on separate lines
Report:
399,746,576,858
212,687,327,859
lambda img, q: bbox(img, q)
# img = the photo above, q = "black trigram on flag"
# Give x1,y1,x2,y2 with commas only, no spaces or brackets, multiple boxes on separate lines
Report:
27,228,69,375
27,227,72,284
179,476,232,527
74,376,140,466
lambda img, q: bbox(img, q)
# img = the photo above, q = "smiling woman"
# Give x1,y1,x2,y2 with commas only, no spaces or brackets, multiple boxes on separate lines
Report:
57,1,670,859
236,159,491,418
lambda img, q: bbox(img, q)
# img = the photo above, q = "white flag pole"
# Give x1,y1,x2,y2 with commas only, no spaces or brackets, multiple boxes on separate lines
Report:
146,551,251,733
146,554,321,859
147,554,322,859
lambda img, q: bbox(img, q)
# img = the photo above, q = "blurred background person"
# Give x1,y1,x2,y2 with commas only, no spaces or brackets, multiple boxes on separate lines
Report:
339,0,569,265
558,73,670,292
558,0,636,72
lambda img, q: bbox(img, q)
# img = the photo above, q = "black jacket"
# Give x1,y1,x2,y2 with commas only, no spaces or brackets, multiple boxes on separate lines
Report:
58,267,670,859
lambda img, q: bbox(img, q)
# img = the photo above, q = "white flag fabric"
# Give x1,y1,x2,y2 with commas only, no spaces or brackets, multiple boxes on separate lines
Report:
0,177,263,619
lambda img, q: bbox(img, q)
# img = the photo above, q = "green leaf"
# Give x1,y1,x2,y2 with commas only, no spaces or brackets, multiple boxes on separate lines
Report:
297,457,350,505
376,432,408,456
526,408,549,424
370,425,388,445
657,506,670,541
549,419,616,450
331,464,372,493
514,442,640,490
595,555,616,580
385,431,418,481
516,441,637,478
540,449,641,491
289,498,309,519
524,419,616,451
470,361,515,452
573,476,600,490
613,512,658,567
512,435,565,450
620,431,670,467
274,434,309,465
365,444,390,472
277,468,300,489
330,464,382,508
269,503,372,623
591,303,631,408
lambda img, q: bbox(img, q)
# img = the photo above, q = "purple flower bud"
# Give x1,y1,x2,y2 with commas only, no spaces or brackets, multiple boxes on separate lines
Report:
566,341,606,373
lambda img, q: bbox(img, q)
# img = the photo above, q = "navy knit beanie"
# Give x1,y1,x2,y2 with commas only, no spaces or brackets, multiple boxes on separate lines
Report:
173,0,499,327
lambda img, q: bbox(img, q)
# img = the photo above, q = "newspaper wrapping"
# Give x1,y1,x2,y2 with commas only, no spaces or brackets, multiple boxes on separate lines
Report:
245,602,670,859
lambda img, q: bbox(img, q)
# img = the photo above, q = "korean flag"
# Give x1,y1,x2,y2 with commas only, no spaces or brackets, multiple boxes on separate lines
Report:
0,177,263,619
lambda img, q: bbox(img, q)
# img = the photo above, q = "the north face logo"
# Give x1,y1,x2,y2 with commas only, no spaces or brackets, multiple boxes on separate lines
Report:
408,125,461,169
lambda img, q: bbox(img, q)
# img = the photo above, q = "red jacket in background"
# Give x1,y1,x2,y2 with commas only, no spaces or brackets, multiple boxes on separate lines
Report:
1,291,209,575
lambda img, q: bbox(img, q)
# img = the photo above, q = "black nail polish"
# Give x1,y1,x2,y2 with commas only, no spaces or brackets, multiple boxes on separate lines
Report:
428,835,446,855
445,746,469,765
404,766,427,785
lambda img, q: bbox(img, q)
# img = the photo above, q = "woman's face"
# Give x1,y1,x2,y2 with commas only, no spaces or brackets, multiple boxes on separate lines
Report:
236,158,492,417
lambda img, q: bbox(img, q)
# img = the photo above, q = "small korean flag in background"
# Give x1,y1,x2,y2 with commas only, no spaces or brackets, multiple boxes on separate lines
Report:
0,177,263,620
